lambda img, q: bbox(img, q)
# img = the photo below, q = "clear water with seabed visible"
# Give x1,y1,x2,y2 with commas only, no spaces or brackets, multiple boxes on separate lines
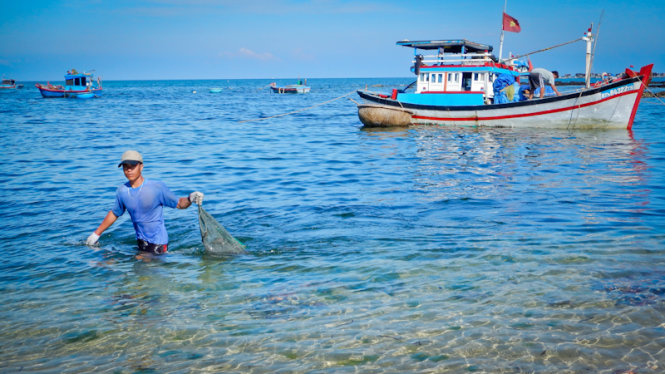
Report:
1,78,664,373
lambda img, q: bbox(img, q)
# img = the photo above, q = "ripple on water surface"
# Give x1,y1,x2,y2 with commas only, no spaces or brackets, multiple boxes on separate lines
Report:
0,80,664,373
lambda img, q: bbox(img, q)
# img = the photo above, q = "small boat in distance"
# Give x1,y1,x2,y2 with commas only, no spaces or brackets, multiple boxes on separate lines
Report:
270,80,311,94
35,69,102,98
0,79,22,90
356,27,652,130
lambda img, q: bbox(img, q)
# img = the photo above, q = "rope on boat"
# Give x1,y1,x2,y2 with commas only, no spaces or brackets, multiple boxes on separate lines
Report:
645,86,665,106
567,89,585,129
239,90,358,123
634,75,665,107
509,37,585,60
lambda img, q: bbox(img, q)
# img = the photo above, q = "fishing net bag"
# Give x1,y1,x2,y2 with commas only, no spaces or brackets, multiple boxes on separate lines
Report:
198,205,246,255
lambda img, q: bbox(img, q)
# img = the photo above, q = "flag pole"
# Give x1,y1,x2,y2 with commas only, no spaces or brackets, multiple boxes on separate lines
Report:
498,0,507,62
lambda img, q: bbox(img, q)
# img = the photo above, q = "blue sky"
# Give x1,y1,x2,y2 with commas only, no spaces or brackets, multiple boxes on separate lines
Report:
1,0,663,80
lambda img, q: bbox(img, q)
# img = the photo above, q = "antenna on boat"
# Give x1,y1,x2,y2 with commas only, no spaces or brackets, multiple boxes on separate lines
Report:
588,10,604,86
583,24,594,88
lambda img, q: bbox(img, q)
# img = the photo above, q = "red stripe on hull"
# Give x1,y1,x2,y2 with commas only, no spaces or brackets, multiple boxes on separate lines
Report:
626,64,653,130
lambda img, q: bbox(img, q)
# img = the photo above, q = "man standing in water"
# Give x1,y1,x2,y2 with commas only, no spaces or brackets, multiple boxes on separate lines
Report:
86,150,204,255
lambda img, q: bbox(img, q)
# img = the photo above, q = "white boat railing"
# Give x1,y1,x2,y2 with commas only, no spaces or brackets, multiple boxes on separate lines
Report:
418,53,495,66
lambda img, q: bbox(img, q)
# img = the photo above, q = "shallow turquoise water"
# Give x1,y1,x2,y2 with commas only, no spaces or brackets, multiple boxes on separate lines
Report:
1,79,664,373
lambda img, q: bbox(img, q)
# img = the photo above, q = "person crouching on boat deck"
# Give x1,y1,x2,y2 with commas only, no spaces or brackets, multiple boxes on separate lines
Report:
85,150,204,255
528,68,561,100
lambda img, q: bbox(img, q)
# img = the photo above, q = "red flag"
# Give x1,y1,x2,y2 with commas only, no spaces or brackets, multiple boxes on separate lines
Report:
502,12,521,33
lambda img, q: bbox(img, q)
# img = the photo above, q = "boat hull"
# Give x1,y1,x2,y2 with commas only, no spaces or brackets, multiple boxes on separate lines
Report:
36,84,102,98
72,92,95,99
0,79,19,89
358,64,652,130
270,85,310,94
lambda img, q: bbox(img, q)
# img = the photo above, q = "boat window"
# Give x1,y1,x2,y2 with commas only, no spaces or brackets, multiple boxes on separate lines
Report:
420,73,426,82
81,77,87,86
462,72,473,91
66,78,74,85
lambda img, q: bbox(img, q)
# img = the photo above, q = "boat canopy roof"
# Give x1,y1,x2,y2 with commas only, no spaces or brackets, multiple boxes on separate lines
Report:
65,72,92,79
396,39,493,54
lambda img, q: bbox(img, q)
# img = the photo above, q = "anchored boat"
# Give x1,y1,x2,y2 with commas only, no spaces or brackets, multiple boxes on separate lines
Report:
357,28,652,130
270,80,310,94
0,79,23,90
35,69,102,98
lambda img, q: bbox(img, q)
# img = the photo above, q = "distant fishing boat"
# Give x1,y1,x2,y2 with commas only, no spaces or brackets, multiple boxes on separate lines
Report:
270,80,310,94
35,69,102,98
0,79,22,90
356,25,652,130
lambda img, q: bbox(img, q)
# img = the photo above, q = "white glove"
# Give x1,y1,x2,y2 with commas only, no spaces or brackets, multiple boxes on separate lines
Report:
86,232,100,246
189,191,204,205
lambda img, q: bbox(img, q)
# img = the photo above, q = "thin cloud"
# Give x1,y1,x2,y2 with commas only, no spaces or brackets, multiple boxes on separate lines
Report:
291,48,316,62
219,48,277,61
124,0,402,16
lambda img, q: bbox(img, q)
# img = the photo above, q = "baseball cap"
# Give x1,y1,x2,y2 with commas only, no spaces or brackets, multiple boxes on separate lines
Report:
118,150,143,167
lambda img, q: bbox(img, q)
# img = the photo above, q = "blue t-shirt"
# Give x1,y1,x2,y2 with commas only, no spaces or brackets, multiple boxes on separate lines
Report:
111,179,179,244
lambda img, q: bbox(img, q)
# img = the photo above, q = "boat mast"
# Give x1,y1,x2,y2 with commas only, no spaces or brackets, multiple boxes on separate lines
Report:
498,0,507,61
583,24,593,88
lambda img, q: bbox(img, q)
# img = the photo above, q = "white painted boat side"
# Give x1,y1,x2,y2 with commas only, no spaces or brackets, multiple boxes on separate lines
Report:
358,76,649,130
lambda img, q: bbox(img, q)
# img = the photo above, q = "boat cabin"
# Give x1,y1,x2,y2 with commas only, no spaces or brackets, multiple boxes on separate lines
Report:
65,73,89,88
396,39,525,105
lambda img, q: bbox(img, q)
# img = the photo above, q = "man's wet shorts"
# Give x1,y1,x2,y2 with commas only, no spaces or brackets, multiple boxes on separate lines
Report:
137,239,168,255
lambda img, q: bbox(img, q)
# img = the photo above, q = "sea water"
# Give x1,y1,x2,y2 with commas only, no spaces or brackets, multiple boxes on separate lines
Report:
1,78,664,373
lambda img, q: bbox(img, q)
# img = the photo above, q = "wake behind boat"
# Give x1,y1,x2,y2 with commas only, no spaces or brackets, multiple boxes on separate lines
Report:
35,69,102,98
357,27,652,130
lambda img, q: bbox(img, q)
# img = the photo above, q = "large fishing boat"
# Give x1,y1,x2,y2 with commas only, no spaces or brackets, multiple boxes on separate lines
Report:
356,27,652,130
35,70,102,98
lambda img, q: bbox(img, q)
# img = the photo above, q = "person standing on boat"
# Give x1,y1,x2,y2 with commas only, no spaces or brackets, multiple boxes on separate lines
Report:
85,150,204,255
528,68,561,99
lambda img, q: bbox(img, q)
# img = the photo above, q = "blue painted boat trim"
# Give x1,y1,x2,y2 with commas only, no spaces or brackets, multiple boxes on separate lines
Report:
397,92,485,106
